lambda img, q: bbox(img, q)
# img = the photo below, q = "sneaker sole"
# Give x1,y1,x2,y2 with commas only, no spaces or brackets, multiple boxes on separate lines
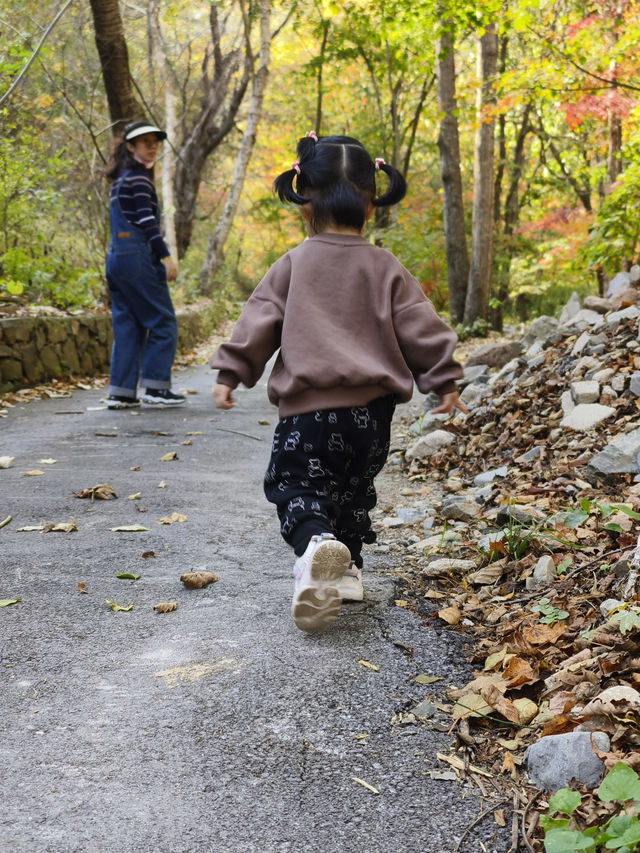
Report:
141,397,186,407
292,540,351,632
336,582,364,603
107,401,140,409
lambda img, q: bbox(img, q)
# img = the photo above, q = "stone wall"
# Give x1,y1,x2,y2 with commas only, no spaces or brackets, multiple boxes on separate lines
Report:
0,300,221,393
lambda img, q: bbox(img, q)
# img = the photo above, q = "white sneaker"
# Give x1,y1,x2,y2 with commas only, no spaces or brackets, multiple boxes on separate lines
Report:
292,534,351,632
336,562,364,602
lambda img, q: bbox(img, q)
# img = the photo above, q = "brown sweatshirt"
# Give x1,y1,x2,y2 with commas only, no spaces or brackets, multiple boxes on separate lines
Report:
211,233,463,417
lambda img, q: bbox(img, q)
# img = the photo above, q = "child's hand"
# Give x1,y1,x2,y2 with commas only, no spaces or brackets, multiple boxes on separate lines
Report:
213,383,235,409
430,391,469,415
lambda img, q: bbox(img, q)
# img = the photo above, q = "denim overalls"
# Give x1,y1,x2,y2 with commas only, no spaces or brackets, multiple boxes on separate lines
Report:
106,173,177,398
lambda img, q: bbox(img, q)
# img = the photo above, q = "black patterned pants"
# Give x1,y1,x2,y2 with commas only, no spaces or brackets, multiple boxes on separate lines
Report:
263,395,395,567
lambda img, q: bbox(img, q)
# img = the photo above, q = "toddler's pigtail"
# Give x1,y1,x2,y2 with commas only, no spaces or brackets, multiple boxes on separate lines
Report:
273,167,309,205
373,161,407,207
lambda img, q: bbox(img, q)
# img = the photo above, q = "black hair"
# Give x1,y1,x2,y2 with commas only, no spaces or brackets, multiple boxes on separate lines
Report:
273,134,407,232
104,137,138,182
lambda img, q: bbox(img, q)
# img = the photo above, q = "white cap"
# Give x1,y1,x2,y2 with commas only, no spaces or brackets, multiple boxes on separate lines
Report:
124,122,167,142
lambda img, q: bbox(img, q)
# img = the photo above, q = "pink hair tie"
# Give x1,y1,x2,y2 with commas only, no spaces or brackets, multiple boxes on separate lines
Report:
305,131,318,141
291,162,301,175
374,158,385,170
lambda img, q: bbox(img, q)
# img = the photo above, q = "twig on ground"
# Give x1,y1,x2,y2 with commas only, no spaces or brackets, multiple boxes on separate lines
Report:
0,515,12,529
453,801,507,853
214,426,263,441
521,792,540,853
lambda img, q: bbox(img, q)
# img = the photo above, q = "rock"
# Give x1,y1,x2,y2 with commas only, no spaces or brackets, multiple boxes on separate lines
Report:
630,372,640,396
474,466,508,486
418,412,450,434
630,265,640,283
560,403,615,431
514,446,543,463
610,287,639,310
606,271,631,298
560,390,575,416
440,495,482,522
412,699,436,719
382,516,406,528
421,558,477,578
571,331,591,356
525,555,556,590
465,341,523,368
495,504,546,525
611,374,626,393
410,530,460,550
559,291,581,324
571,380,600,404
600,598,625,618
405,429,456,462
606,305,640,326
560,308,604,331
395,507,426,524
524,731,610,791
522,315,559,347
591,367,615,385
460,364,490,387
459,383,488,407
587,427,640,476
583,295,614,314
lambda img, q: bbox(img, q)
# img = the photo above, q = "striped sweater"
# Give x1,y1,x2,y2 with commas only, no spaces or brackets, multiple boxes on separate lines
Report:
111,165,170,261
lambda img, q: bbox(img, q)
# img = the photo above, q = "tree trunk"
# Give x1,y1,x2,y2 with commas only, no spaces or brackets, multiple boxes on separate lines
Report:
88,0,143,133
147,0,177,258
464,24,498,326
198,0,271,293
435,19,468,324
172,3,252,258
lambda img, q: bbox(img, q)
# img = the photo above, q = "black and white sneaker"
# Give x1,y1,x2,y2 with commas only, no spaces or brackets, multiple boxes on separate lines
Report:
141,388,186,407
107,395,141,409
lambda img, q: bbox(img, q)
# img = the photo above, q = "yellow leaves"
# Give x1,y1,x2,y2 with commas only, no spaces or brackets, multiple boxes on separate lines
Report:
437,605,461,625
156,512,187,525
159,451,178,462
0,456,14,468
109,524,150,532
73,483,117,500
357,659,379,672
24,469,45,476
154,601,178,613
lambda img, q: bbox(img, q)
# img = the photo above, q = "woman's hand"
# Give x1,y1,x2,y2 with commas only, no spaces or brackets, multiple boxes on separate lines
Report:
163,256,178,281
213,383,235,409
430,391,469,415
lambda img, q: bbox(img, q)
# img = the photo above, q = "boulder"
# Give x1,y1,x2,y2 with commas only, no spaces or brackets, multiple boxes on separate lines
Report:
524,731,610,791
610,287,639,310
440,495,481,522
583,295,614,314
521,315,558,346
405,429,455,462
560,403,615,431
465,341,523,368
587,427,640,476
559,291,581,324
606,270,631,298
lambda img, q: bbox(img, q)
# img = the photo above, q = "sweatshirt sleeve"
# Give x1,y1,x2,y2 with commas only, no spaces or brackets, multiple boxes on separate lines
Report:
209,256,290,388
391,267,463,395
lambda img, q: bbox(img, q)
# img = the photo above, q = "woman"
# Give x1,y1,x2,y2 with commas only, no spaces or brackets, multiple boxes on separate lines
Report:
104,120,185,408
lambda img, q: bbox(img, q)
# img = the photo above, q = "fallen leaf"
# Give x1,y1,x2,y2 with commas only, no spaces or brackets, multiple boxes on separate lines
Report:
185,431,203,436
494,809,506,827
17,525,44,532
513,697,538,725
109,525,150,532
180,571,219,588
128,492,142,501
521,622,566,645
116,572,141,581
73,483,117,500
153,601,178,613
156,512,187,525
451,692,492,720
157,480,167,488
0,598,20,607
258,419,270,425
105,599,134,612
437,605,461,625
0,515,12,529
395,599,408,607
415,674,442,685
351,777,379,795
24,469,45,476
141,551,157,559
38,458,57,464
0,456,14,468
42,521,77,533
502,656,538,688
77,582,91,595
357,659,380,672
181,440,192,446
159,451,178,462
130,466,140,471
484,647,508,671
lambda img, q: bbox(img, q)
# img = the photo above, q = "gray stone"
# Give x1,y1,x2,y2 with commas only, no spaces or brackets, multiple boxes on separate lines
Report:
461,363,490,387
465,341,523,368
421,558,477,577
606,271,631,298
395,507,426,524
459,383,487,407
592,368,615,385
405,429,456,462
583,295,614,314
560,391,575,416
382,516,406,528
440,495,481,522
514,446,543,463
561,403,615,431
630,265,640,283
606,305,640,326
572,355,601,376
630,372,640,396
587,427,640,476
601,385,618,399
521,315,558,346
413,699,436,719
561,309,604,330
420,412,450,434
610,287,639,310
600,598,625,618
474,466,508,486
525,555,557,591
524,731,610,791
559,292,582,324
571,380,600,404
571,331,591,356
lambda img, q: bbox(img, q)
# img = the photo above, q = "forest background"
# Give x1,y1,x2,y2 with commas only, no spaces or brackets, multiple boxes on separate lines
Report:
1,0,639,336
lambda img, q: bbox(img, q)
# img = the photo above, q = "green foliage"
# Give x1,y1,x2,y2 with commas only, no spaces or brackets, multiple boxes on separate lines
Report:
562,499,640,535
541,763,640,853
529,597,570,625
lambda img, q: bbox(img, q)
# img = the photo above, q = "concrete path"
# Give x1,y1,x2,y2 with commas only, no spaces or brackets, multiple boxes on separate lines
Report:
0,360,511,852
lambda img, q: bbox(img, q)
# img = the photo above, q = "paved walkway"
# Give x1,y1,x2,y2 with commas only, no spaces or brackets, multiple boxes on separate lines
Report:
0,361,511,852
